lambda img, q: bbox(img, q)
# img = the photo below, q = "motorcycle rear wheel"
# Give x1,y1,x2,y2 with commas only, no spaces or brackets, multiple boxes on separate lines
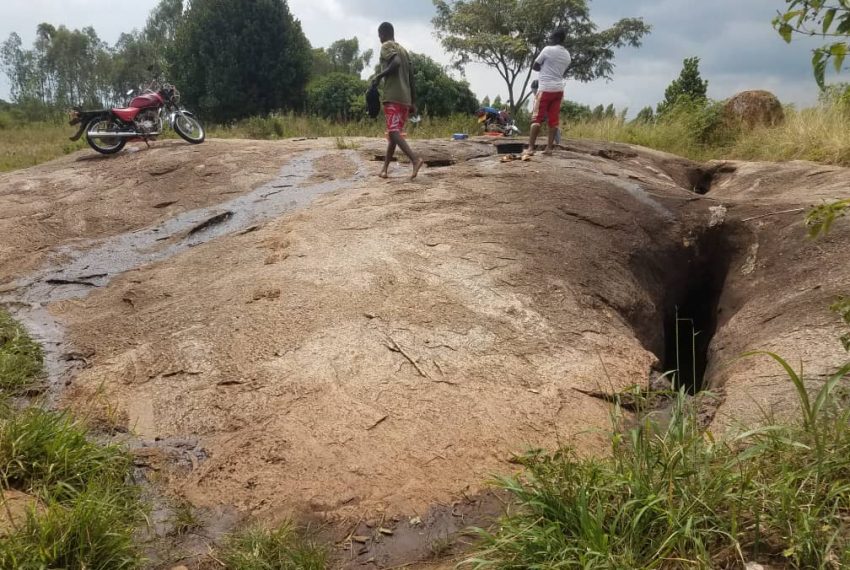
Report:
85,117,126,155
174,113,205,144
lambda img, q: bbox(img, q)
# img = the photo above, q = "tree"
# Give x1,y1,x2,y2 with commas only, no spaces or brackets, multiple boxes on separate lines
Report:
145,0,184,45
591,104,604,121
324,38,373,76
774,1,850,87
657,57,708,114
173,0,311,122
312,48,334,76
492,95,503,108
481,95,491,107
1,25,112,109
143,0,184,74
432,0,650,113
409,52,478,116
604,103,616,118
308,72,367,120
634,105,655,123
560,99,591,122
111,31,160,103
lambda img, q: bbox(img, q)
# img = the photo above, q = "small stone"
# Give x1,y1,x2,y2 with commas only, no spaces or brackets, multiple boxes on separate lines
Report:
352,535,370,544
378,527,394,536
409,516,422,526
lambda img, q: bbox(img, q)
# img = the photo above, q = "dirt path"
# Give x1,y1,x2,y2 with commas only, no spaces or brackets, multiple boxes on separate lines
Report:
1,138,848,568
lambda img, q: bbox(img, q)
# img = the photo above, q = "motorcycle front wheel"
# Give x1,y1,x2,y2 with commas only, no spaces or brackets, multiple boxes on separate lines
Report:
85,117,126,155
174,112,205,144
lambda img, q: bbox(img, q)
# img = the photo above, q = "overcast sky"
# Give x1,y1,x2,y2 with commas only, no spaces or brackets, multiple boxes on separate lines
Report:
0,0,837,114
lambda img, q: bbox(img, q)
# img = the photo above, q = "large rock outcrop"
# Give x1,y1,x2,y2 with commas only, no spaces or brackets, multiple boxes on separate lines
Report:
723,90,785,128
1,138,847,534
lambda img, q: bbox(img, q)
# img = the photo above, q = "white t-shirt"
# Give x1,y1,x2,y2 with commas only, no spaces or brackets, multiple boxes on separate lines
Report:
535,45,572,93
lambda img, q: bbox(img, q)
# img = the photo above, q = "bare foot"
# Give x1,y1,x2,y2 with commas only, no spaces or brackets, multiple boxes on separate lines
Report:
378,171,389,179
411,158,425,180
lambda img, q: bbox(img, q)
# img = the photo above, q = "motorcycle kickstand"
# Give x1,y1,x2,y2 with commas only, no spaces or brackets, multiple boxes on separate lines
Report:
143,137,151,149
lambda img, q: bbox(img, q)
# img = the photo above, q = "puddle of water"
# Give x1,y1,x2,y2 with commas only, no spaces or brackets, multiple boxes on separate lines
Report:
0,150,369,391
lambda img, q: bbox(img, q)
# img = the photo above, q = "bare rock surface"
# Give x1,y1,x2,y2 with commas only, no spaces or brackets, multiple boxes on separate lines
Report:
1,136,848,567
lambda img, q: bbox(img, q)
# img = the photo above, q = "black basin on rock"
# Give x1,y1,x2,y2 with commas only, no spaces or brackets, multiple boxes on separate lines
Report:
496,142,525,154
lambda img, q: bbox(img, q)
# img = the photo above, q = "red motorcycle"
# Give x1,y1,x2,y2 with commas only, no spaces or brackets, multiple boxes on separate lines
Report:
69,79,205,154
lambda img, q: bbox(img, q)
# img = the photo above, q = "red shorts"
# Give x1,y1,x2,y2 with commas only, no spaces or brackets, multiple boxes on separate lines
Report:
533,91,563,128
384,103,410,133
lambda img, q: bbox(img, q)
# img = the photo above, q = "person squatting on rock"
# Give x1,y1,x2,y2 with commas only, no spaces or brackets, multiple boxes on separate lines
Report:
370,22,425,180
525,28,572,157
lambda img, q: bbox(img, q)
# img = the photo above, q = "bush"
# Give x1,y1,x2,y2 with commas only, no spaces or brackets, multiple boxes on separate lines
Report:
217,522,326,570
0,483,142,569
0,408,133,501
0,308,43,393
660,97,729,145
467,356,850,569
307,72,368,121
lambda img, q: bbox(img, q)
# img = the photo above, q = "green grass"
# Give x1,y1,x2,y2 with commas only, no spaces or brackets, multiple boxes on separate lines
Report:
4,103,849,172
0,482,141,569
0,407,133,500
0,308,44,394
0,407,142,568
207,112,480,141
465,356,850,569
0,311,143,568
564,101,850,166
0,120,85,173
216,522,327,570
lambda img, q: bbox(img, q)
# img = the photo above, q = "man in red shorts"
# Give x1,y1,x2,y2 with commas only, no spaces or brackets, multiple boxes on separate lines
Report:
370,22,425,179
525,28,572,157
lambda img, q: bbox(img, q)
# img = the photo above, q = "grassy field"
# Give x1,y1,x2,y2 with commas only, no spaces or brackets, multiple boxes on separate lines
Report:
468,356,850,569
567,102,850,165
2,102,849,173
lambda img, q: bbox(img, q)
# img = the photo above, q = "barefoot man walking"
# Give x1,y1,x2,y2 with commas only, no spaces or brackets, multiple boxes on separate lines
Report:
525,28,571,157
371,22,425,179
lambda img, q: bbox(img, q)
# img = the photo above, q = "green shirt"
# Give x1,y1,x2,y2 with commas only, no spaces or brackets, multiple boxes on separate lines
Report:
379,41,413,106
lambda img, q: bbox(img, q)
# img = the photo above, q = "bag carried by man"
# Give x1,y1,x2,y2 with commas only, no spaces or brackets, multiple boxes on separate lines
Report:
366,84,381,119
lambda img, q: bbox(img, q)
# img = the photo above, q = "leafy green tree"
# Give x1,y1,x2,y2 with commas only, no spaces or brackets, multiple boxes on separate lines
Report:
1,33,35,104
657,57,708,114
173,0,311,122
481,95,491,107
774,1,850,87
492,95,503,108
560,99,591,122
312,48,334,76
1,24,112,109
604,103,615,118
591,104,604,121
634,105,655,123
432,0,650,113
408,52,478,116
307,72,367,120
145,0,184,45
325,38,372,76
111,32,159,102
142,0,184,75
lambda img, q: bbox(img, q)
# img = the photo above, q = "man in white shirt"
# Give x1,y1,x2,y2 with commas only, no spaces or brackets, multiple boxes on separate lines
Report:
526,29,572,156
